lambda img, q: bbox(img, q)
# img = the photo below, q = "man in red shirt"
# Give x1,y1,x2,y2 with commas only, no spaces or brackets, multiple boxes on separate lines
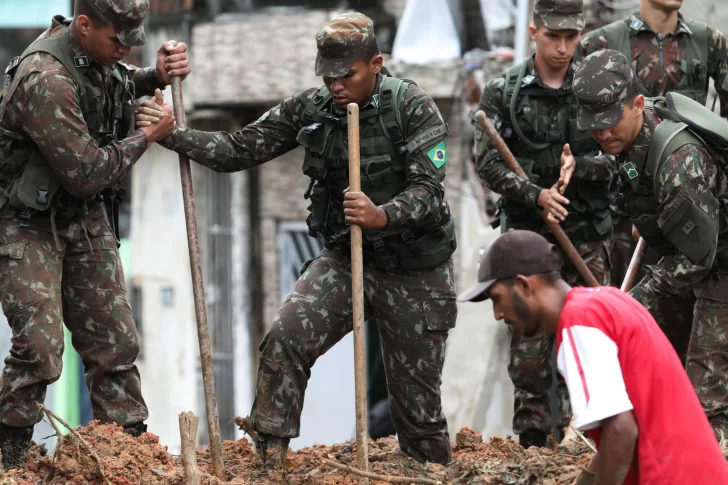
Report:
459,230,728,485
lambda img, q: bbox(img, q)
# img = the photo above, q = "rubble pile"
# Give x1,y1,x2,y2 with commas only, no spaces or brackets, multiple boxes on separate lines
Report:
1,421,725,485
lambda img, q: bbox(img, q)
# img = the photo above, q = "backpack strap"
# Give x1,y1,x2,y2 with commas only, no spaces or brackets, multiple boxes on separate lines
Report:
0,23,87,125
301,85,331,125
378,75,409,153
683,18,710,76
602,19,632,61
646,119,697,193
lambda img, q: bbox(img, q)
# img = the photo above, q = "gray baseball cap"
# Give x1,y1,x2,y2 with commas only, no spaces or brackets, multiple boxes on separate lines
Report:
458,231,563,303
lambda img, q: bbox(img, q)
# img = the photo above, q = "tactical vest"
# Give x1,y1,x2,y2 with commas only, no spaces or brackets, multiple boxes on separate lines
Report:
0,16,136,219
617,103,728,264
602,17,710,104
494,61,612,241
296,75,456,271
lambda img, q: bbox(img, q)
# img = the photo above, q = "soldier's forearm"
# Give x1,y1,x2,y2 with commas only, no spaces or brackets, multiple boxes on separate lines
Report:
131,67,166,98
479,158,542,208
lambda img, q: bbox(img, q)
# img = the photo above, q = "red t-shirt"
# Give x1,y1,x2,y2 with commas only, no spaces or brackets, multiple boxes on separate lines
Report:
556,287,728,485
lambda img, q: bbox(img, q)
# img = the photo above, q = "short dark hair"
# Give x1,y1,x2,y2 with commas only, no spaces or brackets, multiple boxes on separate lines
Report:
74,0,110,26
532,14,545,29
357,36,381,63
624,78,640,107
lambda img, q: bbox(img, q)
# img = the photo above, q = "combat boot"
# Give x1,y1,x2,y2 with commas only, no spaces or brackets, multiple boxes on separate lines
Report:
122,422,148,438
0,423,33,470
518,428,547,449
255,434,289,470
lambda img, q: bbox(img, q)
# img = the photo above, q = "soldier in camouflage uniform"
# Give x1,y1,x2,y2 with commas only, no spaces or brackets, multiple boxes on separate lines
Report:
0,0,186,469
579,0,728,289
560,49,728,439
140,13,457,467
474,0,614,448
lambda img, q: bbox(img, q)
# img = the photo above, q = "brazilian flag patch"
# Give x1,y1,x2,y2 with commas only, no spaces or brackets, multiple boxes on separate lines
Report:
427,141,449,168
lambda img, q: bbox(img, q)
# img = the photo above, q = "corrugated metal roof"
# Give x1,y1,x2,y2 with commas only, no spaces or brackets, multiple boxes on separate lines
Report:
189,9,463,107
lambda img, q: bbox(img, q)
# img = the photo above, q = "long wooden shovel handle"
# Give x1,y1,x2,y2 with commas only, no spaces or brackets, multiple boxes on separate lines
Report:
347,103,369,485
169,41,224,479
620,237,647,292
474,111,599,287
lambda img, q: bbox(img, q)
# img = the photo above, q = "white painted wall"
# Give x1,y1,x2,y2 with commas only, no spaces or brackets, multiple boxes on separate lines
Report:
130,144,201,453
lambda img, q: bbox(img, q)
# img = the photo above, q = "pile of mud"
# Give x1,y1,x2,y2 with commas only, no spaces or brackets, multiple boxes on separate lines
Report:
1,420,724,484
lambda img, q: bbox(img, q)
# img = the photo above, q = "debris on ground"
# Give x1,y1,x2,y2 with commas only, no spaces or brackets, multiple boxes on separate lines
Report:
1,419,726,484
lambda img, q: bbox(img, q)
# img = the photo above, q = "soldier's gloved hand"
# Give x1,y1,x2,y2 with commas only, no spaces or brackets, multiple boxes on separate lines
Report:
343,189,388,229
140,89,176,145
538,187,569,223
156,41,191,86
558,143,576,195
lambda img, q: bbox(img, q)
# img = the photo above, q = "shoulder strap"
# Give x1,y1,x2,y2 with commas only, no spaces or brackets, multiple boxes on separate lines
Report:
602,19,632,60
506,59,549,150
301,85,331,125
684,18,710,70
378,75,409,150
0,26,86,123
646,119,697,192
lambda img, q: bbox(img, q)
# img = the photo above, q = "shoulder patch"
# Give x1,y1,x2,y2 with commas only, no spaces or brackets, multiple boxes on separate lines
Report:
73,56,89,68
427,141,449,168
622,161,639,180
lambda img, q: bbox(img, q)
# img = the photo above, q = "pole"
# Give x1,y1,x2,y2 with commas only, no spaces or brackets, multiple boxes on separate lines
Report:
620,238,647,292
170,62,225,479
474,111,599,287
347,103,369,485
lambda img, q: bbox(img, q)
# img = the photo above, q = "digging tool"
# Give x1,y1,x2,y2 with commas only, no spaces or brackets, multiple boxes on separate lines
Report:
474,111,599,287
347,103,369,485
620,238,647,292
169,45,224,479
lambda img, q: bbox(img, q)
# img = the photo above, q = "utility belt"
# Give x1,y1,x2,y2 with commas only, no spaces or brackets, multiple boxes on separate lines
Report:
326,218,456,271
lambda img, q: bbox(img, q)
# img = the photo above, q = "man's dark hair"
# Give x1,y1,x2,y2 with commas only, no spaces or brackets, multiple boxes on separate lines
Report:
74,0,110,26
532,14,545,29
358,37,381,63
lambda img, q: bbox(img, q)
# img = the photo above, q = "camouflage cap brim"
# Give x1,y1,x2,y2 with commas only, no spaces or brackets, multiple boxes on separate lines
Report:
117,23,146,47
576,100,624,131
315,53,355,78
540,13,584,31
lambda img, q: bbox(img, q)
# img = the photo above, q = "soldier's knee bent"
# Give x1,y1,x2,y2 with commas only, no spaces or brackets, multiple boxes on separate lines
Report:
20,327,65,382
258,320,306,365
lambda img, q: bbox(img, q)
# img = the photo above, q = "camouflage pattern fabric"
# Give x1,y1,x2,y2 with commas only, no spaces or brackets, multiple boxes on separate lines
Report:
162,77,450,249
0,19,158,429
90,0,149,46
315,12,375,77
533,0,584,31
579,12,728,118
510,239,611,435
250,248,457,464
574,50,728,436
0,215,147,428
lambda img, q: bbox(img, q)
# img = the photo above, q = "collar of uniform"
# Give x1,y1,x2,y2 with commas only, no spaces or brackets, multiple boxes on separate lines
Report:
620,113,654,178
628,11,693,36
331,73,384,116
525,54,578,91
67,29,104,73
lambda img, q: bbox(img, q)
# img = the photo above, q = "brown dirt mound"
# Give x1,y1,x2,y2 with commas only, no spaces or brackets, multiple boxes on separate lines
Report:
7,421,725,484
0,420,595,484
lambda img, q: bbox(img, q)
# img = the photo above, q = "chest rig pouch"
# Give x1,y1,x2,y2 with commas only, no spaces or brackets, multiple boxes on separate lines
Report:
297,76,455,270
0,16,135,216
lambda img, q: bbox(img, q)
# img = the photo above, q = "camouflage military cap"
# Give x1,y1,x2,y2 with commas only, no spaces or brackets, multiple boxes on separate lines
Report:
533,0,584,31
573,49,634,131
90,0,149,47
315,12,376,78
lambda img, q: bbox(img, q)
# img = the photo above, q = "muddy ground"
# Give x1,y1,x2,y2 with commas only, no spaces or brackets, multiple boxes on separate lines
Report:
0,420,724,485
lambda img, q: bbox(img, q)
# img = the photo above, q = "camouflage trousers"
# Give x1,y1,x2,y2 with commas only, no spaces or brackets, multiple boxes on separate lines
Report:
635,272,728,439
509,239,611,435
0,214,148,428
250,248,457,464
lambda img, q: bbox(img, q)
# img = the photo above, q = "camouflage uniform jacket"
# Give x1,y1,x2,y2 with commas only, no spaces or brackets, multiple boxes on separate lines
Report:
616,108,728,308
475,56,615,240
0,17,161,235
163,74,452,248
579,12,728,117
